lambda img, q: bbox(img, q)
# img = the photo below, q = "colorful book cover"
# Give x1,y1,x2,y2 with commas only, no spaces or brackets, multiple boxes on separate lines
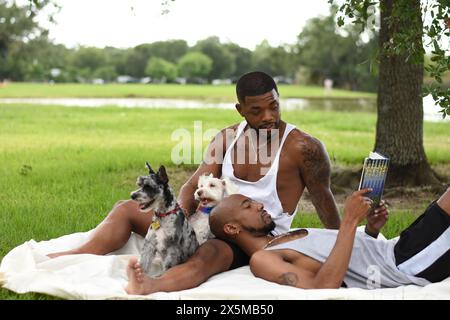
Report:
358,151,390,207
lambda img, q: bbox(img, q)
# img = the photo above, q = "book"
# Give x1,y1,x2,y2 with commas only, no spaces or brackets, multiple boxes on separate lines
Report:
358,151,390,207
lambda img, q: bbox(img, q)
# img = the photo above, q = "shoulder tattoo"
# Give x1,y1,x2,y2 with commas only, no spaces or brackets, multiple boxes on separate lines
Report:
301,139,330,184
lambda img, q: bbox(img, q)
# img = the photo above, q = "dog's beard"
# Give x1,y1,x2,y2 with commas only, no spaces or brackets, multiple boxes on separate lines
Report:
195,188,223,207
138,200,154,213
133,193,163,213
133,196,153,212
197,196,219,207
145,197,168,213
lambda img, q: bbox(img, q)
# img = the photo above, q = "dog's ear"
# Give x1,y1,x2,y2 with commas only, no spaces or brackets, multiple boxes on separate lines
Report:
146,162,155,174
198,174,206,186
222,177,239,195
157,165,169,185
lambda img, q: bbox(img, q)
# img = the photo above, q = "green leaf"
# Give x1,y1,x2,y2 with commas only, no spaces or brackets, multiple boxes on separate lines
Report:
430,55,440,62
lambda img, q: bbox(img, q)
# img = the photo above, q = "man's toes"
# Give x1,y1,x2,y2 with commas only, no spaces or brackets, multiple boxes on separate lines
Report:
128,256,139,268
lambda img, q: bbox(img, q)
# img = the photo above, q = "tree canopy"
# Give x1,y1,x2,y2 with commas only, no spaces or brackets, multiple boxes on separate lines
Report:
296,7,378,91
330,0,450,117
0,0,406,92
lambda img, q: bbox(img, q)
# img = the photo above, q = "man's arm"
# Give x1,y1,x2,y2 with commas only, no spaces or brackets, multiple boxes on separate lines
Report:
178,125,236,215
251,189,372,289
299,136,340,229
309,190,371,288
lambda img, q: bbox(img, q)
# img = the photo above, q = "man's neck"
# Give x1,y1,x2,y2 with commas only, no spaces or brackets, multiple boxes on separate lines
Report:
234,233,273,256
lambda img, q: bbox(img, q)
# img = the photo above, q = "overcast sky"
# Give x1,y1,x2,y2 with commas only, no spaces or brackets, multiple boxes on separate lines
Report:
37,0,331,50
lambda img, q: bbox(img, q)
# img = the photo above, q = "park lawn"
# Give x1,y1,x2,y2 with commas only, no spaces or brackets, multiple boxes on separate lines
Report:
0,83,376,100
0,104,448,299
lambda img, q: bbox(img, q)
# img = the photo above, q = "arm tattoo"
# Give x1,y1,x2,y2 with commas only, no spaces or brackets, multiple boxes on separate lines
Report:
301,139,340,228
302,140,330,184
278,272,299,287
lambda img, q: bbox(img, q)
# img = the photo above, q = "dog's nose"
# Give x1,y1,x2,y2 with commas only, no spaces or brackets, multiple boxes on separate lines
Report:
131,193,138,200
197,190,203,197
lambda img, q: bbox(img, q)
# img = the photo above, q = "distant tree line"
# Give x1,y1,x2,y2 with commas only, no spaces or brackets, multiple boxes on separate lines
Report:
1,1,385,91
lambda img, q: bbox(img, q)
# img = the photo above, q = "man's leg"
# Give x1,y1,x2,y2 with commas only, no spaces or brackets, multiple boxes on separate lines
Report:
48,200,153,258
437,187,450,215
394,187,450,282
125,238,234,295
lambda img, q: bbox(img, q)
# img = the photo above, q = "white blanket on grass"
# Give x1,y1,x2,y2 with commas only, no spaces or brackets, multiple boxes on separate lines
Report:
1,229,449,300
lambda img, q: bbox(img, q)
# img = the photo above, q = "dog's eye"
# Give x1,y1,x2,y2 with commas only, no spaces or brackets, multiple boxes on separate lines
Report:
210,183,215,188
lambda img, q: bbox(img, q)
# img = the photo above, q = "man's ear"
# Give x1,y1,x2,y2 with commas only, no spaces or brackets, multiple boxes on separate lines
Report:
235,103,244,117
223,223,240,236
157,165,169,185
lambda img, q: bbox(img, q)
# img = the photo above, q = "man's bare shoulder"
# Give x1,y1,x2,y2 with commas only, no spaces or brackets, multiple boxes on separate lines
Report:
285,128,325,160
286,129,331,185
220,123,240,135
213,123,240,146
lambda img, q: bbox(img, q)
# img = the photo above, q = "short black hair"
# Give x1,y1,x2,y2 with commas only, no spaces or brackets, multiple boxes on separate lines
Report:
236,71,279,103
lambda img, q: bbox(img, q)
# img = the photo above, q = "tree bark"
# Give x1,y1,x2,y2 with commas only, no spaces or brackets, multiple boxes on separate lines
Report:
375,0,441,186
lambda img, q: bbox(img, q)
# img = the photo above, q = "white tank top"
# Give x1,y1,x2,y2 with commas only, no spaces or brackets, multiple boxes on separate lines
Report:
221,120,297,235
266,228,430,288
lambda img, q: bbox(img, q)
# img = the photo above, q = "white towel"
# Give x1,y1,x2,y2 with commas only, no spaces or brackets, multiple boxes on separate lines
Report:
1,229,449,300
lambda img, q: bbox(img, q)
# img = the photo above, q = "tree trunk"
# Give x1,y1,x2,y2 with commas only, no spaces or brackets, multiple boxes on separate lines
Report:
375,0,441,187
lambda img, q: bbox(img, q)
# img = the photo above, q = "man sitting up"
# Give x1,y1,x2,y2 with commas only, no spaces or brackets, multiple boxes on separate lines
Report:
201,188,450,289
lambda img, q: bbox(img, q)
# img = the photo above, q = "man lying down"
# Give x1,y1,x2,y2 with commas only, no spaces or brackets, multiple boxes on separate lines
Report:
202,187,450,290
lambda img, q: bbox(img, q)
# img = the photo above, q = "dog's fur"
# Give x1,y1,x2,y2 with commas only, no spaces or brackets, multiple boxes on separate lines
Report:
189,174,239,245
130,163,198,277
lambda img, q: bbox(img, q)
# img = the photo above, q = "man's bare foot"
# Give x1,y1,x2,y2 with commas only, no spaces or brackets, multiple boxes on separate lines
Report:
125,256,157,295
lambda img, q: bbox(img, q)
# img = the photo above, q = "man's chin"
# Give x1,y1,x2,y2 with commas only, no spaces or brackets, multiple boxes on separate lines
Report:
265,221,276,233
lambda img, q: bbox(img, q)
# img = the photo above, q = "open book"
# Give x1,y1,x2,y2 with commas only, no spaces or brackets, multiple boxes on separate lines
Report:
358,151,389,207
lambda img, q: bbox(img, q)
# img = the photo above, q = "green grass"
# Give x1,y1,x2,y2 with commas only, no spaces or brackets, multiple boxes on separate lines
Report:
0,104,447,299
0,83,376,99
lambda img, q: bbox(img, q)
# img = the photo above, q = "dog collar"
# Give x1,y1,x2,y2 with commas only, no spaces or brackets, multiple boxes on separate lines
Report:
198,206,214,215
155,203,181,218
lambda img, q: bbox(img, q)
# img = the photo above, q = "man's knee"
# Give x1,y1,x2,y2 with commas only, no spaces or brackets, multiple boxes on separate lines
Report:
114,199,137,209
437,189,450,216
113,200,127,209
107,200,139,220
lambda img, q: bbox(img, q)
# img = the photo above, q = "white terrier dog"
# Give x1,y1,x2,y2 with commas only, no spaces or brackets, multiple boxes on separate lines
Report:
189,174,239,245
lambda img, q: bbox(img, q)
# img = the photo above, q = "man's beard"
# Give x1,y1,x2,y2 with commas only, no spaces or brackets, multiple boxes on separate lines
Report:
243,221,276,236
246,125,280,144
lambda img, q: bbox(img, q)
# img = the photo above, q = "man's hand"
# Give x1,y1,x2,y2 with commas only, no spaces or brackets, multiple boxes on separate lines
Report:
343,188,373,226
365,200,389,238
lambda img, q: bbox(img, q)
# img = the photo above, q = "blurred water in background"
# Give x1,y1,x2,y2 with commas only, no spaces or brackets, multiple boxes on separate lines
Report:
0,96,447,122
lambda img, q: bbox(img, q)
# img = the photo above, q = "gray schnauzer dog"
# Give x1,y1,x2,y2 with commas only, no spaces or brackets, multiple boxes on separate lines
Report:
130,162,198,277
